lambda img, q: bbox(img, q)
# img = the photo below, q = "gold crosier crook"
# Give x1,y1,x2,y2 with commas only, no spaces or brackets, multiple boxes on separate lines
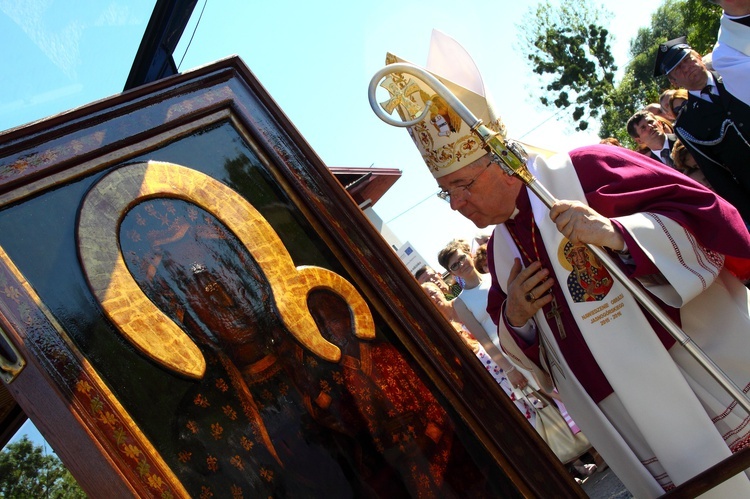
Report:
368,62,750,414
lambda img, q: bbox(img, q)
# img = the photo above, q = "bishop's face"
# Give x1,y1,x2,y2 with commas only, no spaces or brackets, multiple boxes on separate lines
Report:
437,156,522,228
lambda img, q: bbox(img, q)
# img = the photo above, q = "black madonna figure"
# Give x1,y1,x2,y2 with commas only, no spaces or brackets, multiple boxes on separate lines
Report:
88,162,493,498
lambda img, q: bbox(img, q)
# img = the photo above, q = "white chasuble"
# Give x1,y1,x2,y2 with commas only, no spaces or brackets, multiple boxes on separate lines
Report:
491,152,750,498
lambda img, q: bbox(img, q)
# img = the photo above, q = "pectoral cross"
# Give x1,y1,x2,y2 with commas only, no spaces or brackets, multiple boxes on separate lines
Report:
545,296,566,340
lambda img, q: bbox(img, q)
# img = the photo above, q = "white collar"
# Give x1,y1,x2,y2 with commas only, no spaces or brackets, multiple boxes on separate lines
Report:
648,136,670,156
725,12,750,20
688,72,717,99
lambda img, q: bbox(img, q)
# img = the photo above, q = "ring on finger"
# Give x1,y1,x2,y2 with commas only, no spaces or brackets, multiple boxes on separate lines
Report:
525,291,536,302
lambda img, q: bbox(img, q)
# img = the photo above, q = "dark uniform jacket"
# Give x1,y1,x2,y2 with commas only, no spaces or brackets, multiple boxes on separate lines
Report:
674,71,750,223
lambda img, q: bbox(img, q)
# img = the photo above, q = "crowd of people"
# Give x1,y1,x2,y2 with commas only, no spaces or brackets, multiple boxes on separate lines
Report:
604,0,750,229
415,237,600,483
389,5,750,495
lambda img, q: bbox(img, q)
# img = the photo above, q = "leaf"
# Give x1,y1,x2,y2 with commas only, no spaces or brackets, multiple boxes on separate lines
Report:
518,0,721,143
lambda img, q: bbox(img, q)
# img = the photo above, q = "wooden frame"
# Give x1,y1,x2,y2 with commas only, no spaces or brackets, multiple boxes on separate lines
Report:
0,56,583,497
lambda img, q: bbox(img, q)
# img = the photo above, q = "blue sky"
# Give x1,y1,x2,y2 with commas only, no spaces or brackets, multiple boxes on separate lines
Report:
1,0,663,447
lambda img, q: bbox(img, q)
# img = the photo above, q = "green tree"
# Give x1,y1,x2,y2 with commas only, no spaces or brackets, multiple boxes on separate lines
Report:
598,0,721,143
519,0,617,131
596,0,688,143
520,0,722,144
0,436,86,498
683,0,722,53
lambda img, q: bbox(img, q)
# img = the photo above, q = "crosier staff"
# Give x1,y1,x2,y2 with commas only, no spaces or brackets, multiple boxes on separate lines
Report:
368,61,750,414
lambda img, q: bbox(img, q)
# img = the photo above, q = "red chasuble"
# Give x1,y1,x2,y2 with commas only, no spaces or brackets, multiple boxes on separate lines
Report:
487,144,750,403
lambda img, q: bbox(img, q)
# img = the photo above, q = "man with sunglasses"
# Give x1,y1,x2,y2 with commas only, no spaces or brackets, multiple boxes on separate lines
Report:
380,30,750,498
654,35,750,225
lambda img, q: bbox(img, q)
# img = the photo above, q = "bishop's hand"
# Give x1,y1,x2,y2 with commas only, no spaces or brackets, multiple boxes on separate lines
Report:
549,200,625,251
506,259,554,328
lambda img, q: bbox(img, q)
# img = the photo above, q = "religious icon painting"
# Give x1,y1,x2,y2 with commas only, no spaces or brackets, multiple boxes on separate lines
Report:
0,57,579,497
558,239,614,303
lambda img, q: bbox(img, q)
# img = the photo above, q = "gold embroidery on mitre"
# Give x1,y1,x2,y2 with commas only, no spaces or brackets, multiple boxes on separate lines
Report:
381,52,507,176
379,74,424,120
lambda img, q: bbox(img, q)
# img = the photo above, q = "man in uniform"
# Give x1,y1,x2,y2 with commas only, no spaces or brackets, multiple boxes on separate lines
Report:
376,30,750,498
655,36,750,225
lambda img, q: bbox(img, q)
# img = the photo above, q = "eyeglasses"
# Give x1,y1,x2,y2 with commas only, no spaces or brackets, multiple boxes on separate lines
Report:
448,254,467,272
437,163,491,203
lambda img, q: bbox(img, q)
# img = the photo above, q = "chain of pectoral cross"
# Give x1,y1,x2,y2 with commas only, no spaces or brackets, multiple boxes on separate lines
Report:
507,217,567,339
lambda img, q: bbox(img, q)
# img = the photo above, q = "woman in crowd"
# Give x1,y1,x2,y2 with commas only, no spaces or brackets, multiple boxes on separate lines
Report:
659,89,677,121
669,88,689,119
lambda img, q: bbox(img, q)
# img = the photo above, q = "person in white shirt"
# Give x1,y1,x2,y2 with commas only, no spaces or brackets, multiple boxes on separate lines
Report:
711,0,750,106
